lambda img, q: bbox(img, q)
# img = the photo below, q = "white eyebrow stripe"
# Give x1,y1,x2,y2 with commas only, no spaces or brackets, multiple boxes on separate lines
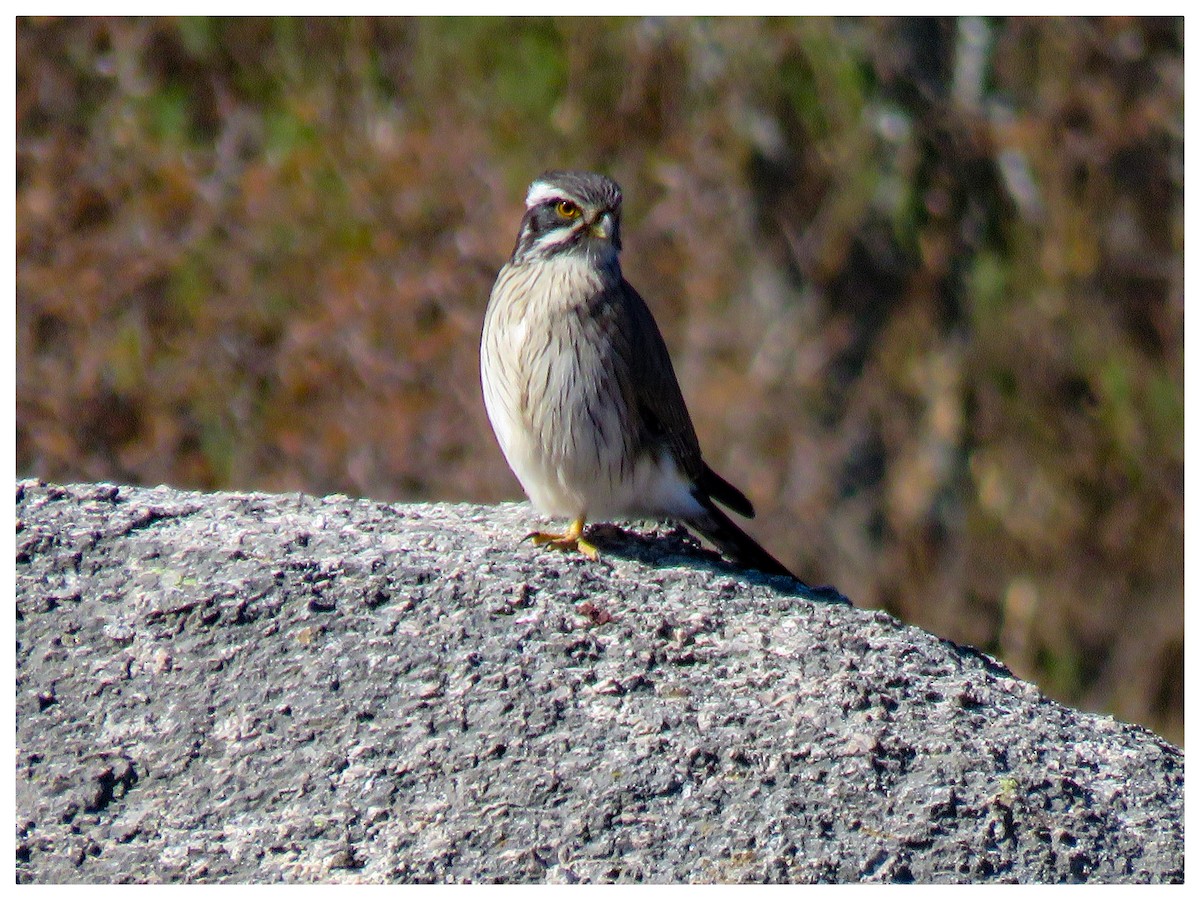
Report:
525,181,570,209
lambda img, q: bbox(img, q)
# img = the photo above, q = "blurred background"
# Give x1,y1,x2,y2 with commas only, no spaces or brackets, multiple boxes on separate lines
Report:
15,17,1183,743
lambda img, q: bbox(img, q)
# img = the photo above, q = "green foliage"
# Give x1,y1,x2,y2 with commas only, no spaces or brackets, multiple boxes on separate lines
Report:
168,248,213,325
409,19,568,132
145,82,193,143
175,15,217,57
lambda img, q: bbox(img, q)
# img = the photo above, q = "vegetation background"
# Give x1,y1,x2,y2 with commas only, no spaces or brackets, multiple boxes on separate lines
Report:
16,17,1183,744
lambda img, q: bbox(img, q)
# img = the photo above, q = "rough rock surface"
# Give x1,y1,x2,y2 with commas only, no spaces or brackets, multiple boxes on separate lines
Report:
14,480,1184,883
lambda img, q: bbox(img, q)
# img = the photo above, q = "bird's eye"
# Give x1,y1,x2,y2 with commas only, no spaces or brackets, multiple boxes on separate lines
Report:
555,200,582,220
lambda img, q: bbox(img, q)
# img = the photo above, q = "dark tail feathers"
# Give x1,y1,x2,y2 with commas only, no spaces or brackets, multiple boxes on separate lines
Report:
685,495,798,580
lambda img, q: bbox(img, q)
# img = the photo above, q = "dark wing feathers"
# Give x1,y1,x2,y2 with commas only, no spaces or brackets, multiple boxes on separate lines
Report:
611,277,757,516
613,277,706,481
601,277,795,579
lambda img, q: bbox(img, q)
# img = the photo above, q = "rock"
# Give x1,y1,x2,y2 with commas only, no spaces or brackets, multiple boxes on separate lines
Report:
14,480,1184,883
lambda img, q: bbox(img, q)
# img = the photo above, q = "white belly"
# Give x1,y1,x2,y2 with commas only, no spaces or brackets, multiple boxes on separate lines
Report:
481,262,703,523
485,390,702,521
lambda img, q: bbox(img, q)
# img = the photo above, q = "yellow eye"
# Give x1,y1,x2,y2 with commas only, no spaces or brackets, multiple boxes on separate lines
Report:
555,200,582,220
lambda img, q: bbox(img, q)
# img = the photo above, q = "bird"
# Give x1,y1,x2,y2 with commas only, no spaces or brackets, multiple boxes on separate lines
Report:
480,169,796,580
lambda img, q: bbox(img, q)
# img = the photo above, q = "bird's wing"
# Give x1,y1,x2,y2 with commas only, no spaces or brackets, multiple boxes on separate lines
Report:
606,277,707,483
605,278,793,577
598,277,757,518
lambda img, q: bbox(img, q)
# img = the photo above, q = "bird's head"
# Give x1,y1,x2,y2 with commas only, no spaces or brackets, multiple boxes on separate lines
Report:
510,170,623,267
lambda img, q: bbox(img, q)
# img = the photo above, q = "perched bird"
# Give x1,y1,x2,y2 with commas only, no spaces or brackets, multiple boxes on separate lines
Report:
480,170,796,579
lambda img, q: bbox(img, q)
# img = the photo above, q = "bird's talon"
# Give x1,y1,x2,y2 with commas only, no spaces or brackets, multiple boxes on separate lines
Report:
526,530,565,548
523,520,600,560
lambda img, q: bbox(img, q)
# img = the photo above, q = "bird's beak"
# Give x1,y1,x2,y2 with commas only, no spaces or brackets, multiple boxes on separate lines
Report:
588,212,614,241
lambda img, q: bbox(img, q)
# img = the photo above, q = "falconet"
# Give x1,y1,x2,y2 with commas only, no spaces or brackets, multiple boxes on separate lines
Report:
480,170,796,579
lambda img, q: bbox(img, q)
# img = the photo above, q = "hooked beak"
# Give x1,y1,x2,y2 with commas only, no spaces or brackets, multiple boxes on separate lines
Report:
588,211,615,241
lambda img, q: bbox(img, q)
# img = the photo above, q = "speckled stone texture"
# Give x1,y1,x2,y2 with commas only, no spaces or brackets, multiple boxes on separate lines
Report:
14,480,1183,883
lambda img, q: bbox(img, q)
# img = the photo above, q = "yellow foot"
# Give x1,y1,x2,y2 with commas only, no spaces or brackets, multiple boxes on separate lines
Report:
524,517,599,560
528,532,600,560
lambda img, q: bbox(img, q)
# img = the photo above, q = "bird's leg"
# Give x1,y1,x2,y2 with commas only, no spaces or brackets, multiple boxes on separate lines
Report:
525,516,599,560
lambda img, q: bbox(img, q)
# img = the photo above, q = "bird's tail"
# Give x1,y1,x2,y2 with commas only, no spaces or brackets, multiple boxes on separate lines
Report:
685,496,798,581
